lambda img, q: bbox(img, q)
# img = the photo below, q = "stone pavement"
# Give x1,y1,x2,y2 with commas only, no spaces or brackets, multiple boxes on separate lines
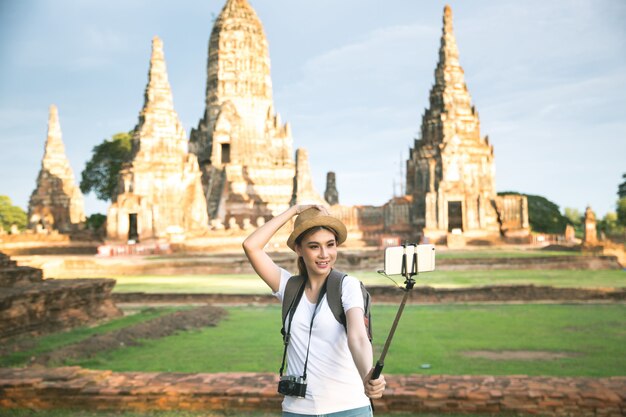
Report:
0,367,624,416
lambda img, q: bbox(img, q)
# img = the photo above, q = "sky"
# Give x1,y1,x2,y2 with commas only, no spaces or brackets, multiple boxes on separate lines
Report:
1,0,625,219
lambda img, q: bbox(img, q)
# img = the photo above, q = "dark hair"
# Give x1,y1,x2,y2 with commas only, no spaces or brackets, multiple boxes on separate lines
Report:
295,226,339,277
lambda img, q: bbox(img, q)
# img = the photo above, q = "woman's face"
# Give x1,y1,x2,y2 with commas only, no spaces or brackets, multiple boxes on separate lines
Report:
295,228,338,278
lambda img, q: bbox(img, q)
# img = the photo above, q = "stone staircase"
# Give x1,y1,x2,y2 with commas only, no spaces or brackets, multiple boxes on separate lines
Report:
0,253,42,287
205,166,226,219
0,252,122,340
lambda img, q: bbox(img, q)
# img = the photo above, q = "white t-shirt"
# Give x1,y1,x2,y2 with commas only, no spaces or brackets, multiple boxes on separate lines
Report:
274,268,371,415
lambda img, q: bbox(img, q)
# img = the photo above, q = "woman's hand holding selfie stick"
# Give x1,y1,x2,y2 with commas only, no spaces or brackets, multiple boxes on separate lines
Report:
368,244,420,405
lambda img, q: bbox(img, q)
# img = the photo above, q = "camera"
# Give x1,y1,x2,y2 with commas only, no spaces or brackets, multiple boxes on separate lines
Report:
277,375,307,397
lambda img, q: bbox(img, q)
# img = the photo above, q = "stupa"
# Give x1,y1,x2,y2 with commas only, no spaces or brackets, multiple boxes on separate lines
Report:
190,0,316,226
28,105,86,233
107,37,209,242
405,6,528,243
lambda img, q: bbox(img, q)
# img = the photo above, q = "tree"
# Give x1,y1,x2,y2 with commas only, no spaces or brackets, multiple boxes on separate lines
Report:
617,197,626,228
498,191,569,234
618,173,626,199
0,195,27,231
80,132,133,202
85,213,107,231
563,207,583,226
615,174,626,233
597,211,624,238
563,207,583,238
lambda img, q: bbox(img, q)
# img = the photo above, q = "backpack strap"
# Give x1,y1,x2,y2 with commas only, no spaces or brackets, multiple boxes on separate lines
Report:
326,268,373,341
282,270,372,341
281,275,306,338
326,269,347,328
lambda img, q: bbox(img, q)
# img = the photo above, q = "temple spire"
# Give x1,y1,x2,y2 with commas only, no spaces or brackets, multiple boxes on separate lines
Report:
106,36,209,241
42,105,67,169
142,36,175,113
133,36,187,157
435,4,464,95
290,149,326,206
28,105,86,232
418,4,480,146
440,5,460,68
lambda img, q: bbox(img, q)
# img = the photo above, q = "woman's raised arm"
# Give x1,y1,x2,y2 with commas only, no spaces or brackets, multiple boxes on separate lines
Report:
243,205,325,292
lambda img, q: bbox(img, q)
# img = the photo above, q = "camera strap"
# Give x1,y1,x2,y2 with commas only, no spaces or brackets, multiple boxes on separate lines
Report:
279,278,328,380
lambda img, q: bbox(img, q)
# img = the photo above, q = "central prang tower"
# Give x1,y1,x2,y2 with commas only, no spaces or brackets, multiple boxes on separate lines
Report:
405,5,528,243
190,0,299,226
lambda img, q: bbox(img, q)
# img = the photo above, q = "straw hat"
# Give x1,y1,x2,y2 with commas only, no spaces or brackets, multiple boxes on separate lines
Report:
287,207,347,251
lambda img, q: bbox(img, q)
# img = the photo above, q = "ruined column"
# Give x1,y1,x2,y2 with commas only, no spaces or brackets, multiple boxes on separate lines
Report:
290,148,326,206
324,172,339,205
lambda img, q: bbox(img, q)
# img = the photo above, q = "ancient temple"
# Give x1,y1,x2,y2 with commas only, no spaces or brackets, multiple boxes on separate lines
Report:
405,6,528,243
28,105,86,233
107,37,209,242
190,0,305,226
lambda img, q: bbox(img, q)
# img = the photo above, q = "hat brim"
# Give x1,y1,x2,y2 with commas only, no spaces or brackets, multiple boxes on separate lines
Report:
287,215,347,251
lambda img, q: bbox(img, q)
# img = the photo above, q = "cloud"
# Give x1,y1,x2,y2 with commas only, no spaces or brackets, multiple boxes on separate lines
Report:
276,21,437,111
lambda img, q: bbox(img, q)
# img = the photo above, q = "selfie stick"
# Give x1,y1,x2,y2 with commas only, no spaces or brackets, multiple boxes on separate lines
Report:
371,243,418,380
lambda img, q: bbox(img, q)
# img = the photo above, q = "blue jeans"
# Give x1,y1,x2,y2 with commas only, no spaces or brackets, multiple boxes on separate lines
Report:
283,405,372,417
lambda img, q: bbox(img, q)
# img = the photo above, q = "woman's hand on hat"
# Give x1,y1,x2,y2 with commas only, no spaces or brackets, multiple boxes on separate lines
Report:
294,204,329,216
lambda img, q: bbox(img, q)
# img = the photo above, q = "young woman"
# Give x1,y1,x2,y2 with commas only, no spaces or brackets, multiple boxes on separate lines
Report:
243,204,386,417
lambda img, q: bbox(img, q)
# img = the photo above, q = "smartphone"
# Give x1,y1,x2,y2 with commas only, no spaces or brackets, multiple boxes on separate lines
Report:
383,244,436,276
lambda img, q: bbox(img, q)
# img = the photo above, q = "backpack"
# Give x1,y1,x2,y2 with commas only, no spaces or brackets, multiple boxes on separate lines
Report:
281,269,372,341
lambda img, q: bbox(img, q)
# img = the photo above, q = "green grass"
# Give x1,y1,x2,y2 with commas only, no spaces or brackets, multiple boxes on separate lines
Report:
435,250,583,259
360,269,626,289
56,304,626,377
104,269,626,293
0,307,186,368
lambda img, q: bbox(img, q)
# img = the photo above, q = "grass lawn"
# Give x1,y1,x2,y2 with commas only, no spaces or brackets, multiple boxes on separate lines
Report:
105,269,626,293
0,307,186,368
434,250,583,259
10,304,622,377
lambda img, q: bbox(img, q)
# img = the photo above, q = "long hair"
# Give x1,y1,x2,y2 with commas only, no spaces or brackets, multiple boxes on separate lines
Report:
294,226,339,277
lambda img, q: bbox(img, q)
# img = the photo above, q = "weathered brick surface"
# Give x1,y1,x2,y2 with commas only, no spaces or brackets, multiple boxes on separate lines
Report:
0,252,122,340
0,367,623,416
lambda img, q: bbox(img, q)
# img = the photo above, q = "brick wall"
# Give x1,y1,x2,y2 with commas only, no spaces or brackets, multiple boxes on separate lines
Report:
0,367,623,416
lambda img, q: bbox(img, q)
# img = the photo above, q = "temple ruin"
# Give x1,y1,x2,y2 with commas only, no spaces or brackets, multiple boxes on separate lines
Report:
107,37,209,242
28,105,86,233
0,251,121,340
405,6,529,244
583,206,597,246
190,0,317,227
324,172,339,206
291,149,327,206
